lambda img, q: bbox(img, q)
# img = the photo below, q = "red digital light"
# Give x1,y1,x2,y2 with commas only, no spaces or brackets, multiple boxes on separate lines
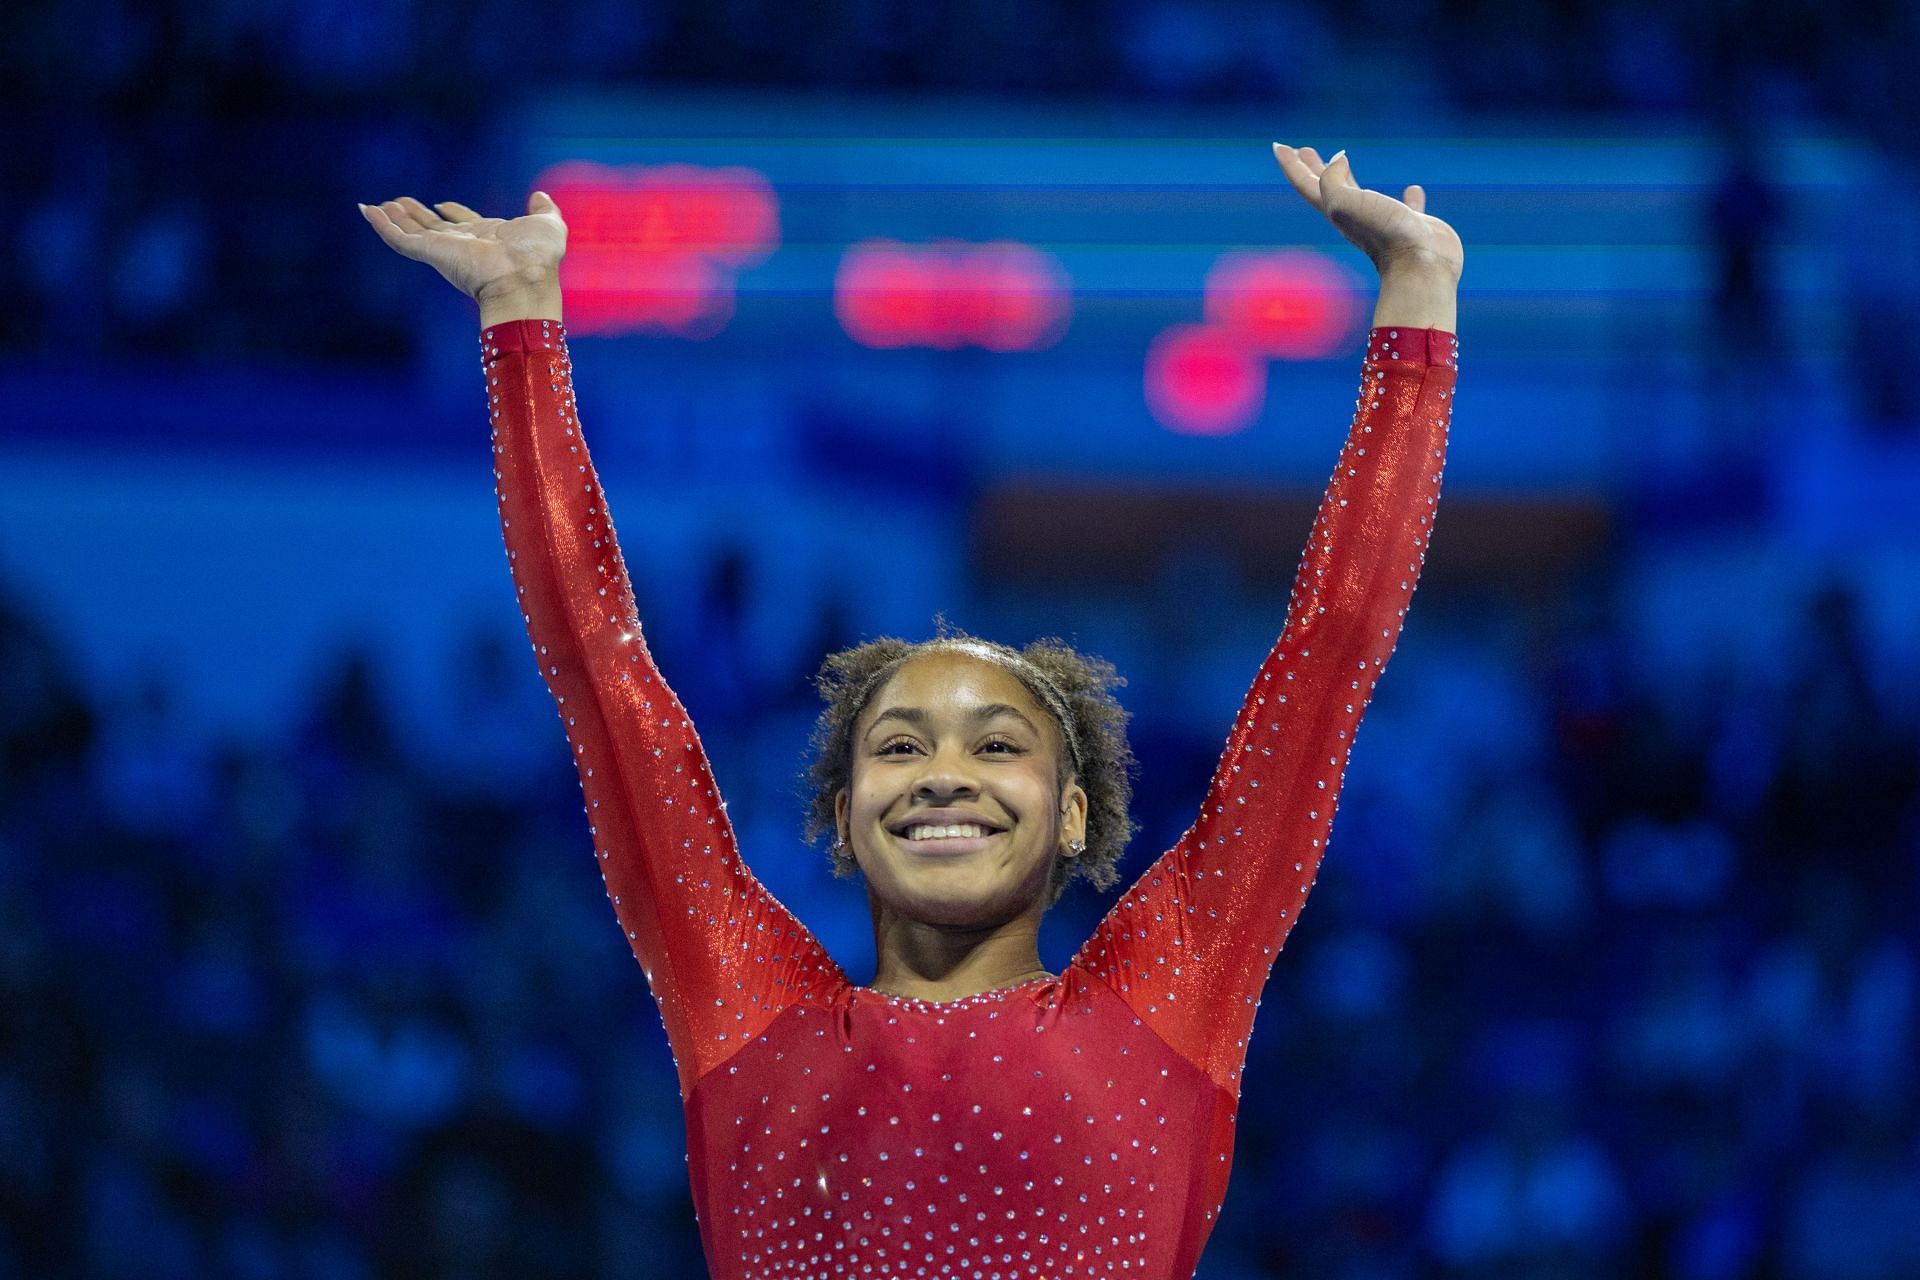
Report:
535,159,779,340
836,239,1070,352
1203,249,1361,359
1144,325,1265,436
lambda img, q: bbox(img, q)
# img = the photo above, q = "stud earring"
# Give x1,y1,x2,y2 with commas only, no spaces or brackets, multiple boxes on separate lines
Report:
1067,839,1085,855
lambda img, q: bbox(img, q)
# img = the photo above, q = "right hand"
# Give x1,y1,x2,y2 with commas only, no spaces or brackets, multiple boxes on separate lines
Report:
359,190,567,304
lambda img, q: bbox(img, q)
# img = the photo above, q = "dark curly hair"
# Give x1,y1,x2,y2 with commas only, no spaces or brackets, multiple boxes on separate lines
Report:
799,615,1140,909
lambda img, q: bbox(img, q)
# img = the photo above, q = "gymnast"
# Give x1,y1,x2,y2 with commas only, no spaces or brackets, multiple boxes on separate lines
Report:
360,141,1462,1279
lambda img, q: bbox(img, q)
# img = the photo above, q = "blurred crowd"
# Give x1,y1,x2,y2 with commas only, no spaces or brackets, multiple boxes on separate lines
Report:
4,0,1919,363
5,1,1920,1276
2,533,1915,1278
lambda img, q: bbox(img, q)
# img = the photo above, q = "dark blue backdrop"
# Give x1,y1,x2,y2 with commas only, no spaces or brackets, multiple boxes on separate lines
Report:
4,1,1919,1276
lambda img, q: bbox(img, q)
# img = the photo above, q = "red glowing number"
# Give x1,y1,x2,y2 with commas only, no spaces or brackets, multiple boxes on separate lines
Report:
536,160,780,340
836,240,1070,352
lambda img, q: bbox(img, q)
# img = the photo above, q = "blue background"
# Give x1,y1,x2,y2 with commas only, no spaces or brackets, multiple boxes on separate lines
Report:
3,1,1919,1276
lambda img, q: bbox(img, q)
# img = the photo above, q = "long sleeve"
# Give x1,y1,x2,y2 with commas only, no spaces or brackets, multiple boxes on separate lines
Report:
481,318,844,1101
1072,325,1458,1096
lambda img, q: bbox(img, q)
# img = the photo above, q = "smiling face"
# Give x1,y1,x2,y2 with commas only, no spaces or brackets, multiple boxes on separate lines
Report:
835,649,1088,929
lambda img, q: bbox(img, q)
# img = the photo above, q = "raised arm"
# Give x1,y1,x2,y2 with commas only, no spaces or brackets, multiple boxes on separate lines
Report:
1072,147,1462,1097
363,193,843,1100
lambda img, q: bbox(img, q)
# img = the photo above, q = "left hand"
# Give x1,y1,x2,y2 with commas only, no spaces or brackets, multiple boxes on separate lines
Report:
1272,144,1464,283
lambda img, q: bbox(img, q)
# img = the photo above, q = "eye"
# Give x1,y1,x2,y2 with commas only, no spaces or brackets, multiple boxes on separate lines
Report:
981,738,1022,754
876,738,919,756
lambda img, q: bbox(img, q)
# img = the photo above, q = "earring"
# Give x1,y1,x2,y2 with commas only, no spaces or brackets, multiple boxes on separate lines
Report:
1067,838,1085,855
833,836,846,850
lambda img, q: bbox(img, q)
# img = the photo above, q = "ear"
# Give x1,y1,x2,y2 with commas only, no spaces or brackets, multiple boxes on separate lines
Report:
834,787,849,844
1060,777,1089,856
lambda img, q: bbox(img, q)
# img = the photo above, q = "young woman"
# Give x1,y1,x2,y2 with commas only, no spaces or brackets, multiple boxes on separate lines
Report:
361,142,1461,1280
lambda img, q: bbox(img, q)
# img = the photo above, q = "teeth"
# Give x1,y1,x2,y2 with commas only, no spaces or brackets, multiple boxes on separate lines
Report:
902,823,992,841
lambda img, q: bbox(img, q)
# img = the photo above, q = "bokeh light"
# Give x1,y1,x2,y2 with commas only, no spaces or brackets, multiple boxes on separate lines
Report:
538,160,779,339
1203,248,1364,359
835,239,1070,351
1144,323,1267,436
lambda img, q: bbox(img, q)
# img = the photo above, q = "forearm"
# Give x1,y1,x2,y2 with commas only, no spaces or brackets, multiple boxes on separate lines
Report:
1370,258,1457,332
1078,325,1457,1086
480,319,842,1095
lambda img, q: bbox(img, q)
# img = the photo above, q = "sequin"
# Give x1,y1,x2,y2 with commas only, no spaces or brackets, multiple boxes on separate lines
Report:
482,318,1455,1277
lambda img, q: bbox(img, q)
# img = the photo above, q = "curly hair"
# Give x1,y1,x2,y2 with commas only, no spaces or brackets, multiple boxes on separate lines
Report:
799,615,1139,909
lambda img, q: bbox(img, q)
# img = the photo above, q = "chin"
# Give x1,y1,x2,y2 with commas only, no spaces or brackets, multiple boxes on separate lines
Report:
869,862,1041,926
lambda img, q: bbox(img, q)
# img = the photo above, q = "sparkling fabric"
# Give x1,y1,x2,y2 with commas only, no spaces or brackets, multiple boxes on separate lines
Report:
481,317,1458,1279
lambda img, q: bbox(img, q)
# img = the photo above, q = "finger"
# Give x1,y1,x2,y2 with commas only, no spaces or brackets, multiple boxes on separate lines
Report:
434,200,483,222
1317,151,1361,208
1270,143,1324,210
1403,184,1426,214
395,195,451,228
530,189,562,217
1296,145,1327,176
360,204,423,257
1321,150,1355,190
377,199,426,233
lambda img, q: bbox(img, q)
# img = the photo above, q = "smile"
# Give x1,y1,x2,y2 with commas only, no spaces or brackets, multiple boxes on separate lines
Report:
891,826,1005,855
902,821,995,840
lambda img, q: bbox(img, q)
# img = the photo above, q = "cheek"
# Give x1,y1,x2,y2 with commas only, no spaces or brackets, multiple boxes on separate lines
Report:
848,772,892,829
1011,768,1063,828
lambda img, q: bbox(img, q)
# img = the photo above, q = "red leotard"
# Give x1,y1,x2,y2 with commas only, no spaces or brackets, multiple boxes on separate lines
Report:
480,317,1457,1279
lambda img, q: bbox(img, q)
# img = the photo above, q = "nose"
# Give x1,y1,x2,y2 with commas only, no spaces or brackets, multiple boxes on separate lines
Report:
911,743,981,801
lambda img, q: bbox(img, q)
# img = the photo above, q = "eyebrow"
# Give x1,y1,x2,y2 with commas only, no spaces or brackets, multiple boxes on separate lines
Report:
864,703,1041,740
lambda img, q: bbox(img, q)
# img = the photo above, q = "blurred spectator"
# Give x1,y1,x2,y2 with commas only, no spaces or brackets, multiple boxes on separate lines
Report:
1701,127,1787,463
1836,159,1920,437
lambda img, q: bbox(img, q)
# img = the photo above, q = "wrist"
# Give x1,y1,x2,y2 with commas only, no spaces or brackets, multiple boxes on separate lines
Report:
1371,263,1457,333
477,275,564,328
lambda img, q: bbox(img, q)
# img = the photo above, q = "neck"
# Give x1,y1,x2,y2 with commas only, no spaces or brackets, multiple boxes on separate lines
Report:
866,897,1053,1001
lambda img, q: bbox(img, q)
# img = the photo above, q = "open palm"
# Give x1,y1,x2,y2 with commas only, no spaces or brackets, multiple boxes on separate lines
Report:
1273,144,1464,282
359,190,568,302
